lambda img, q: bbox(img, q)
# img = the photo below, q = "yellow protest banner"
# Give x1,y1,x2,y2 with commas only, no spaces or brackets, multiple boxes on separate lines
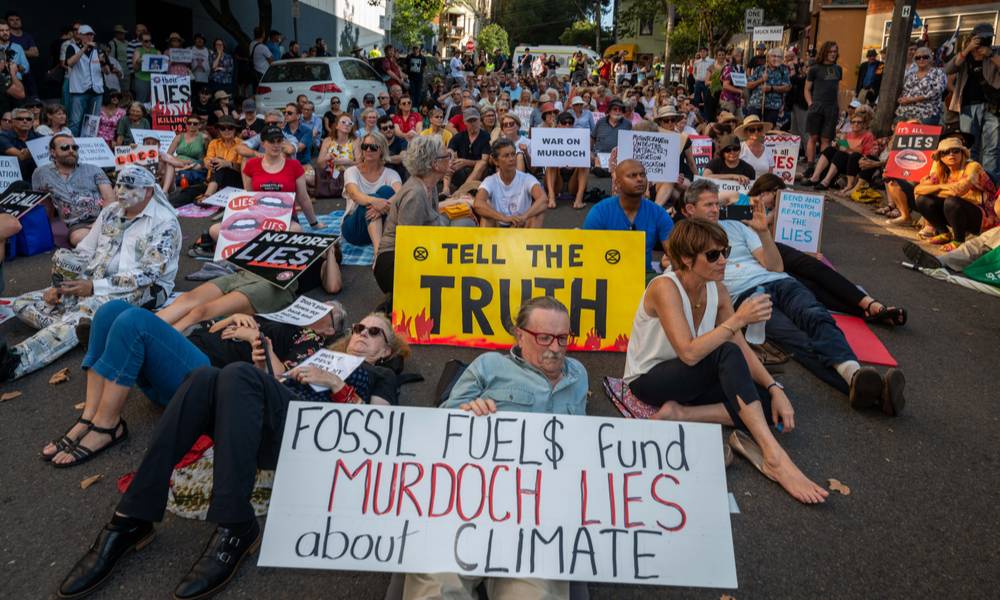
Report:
392,226,646,352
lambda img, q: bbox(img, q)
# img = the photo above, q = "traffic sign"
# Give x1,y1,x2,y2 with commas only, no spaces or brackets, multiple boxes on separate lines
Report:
745,8,764,31
466,40,475,51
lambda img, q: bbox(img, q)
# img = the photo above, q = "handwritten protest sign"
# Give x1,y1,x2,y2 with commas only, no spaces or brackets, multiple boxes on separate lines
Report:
774,190,824,253
730,71,747,87
26,136,115,169
0,156,21,192
81,114,100,138
260,296,333,327
228,230,337,289
693,176,750,205
289,351,365,391
214,192,294,262
200,186,247,208
690,135,713,175
151,74,192,132
0,189,49,219
114,145,159,172
130,128,177,153
764,133,800,185
258,403,738,588
529,128,590,168
168,48,193,63
141,54,169,73
617,130,681,183
392,226,644,352
753,25,784,42
883,123,941,182
513,106,533,128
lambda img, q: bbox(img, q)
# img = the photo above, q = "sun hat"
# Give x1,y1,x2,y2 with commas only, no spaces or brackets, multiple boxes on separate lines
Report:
717,111,738,125
539,102,557,115
654,106,682,121
733,115,773,138
932,136,970,161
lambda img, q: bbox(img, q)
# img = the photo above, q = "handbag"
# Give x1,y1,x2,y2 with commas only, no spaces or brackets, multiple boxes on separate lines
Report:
316,165,344,198
14,205,55,257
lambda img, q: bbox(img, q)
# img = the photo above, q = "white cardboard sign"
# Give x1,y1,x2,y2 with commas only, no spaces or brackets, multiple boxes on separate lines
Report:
26,136,116,169
130,128,177,153
729,71,747,88
199,186,247,208
114,145,160,172
774,190,824,253
764,133,800,185
529,128,591,168
693,176,751,205
258,403,737,588
616,130,681,183
151,74,191,107
259,296,333,327
168,48,193,64
141,54,170,73
288,350,365,391
0,156,22,191
753,26,784,42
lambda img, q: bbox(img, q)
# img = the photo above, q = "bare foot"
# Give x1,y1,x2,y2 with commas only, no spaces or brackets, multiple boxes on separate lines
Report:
547,200,557,209
651,401,684,421
42,420,90,458
760,451,829,504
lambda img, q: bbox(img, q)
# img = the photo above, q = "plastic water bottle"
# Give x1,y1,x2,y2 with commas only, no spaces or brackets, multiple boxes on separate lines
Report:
744,286,767,345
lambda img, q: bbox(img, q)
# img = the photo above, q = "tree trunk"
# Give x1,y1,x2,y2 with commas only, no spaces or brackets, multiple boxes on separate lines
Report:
662,3,674,85
595,0,602,53
872,0,918,136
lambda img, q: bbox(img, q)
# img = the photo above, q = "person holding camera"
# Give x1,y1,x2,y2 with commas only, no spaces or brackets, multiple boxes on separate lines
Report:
945,23,1000,182
63,24,105,136
0,49,24,121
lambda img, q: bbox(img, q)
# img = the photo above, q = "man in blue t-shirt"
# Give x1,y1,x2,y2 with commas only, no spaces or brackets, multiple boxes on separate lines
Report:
583,159,673,273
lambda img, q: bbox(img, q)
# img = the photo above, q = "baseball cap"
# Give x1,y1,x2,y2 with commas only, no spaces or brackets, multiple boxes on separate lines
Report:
242,98,256,112
217,115,238,128
717,135,741,153
756,42,766,49
571,96,586,106
607,99,626,111
113,25,127,34
556,111,575,125
78,25,95,35
462,108,481,121
363,93,376,103
972,23,994,39
866,49,878,57
261,126,284,142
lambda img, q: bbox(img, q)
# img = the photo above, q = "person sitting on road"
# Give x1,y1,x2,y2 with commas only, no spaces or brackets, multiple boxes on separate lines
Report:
734,115,773,179
545,110,589,209
800,109,877,192
57,312,407,600
41,299,346,467
903,189,1000,271
584,159,674,275
198,115,243,200
340,130,402,254
472,138,547,228
404,296,587,599
749,174,907,325
624,218,828,504
443,107,490,195
494,112,529,171
160,113,208,193
703,134,756,185
0,166,181,382
678,178,906,416
913,136,997,252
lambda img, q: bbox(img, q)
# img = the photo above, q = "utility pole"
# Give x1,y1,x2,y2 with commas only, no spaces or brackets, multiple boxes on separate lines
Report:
662,3,674,86
872,0,919,136
595,0,602,53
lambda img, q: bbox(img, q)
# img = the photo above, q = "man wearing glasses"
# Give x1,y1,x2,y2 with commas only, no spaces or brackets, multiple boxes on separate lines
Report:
281,103,312,164
405,296,587,599
0,107,38,181
377,115,409,179
31,133,116,246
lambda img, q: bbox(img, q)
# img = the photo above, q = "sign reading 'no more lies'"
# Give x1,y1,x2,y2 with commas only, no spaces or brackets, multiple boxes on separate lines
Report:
258,403,737,588
227,230,337,289
392,226,645,352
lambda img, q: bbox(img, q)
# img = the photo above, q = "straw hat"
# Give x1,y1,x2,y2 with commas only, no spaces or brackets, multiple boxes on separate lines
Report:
167,32,184,42
932,137,970,161
734,115,773,138
654,106,682,121
716,111,738,125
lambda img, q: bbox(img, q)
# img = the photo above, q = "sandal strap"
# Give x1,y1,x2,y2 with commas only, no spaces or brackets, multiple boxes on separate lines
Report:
88,419,127,442
65,443,95,462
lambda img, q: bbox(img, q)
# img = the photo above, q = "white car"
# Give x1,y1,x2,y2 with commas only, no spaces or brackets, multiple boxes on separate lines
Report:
255,57,387,116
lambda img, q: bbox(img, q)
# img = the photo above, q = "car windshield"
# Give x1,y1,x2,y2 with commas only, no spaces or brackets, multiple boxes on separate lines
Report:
262,62,331,83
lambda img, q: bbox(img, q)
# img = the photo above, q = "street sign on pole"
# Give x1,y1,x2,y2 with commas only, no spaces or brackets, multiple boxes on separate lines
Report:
745,8,764,32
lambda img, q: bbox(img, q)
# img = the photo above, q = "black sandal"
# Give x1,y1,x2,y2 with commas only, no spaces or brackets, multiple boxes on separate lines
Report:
52,420,129,469
41,417,93,462
863,300,908,327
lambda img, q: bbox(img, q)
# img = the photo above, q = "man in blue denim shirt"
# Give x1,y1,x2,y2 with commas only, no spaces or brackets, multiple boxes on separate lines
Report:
406,296,587,599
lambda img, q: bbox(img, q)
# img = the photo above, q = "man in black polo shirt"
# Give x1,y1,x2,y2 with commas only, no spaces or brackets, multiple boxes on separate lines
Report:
444,107,489,194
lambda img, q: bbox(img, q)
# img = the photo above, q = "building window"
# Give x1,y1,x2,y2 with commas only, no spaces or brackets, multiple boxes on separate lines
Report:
882,10,998,50
639,17,654,37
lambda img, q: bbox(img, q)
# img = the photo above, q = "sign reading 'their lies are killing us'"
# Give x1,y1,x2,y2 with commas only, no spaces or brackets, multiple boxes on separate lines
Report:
257,403,738,588
391,226,645,352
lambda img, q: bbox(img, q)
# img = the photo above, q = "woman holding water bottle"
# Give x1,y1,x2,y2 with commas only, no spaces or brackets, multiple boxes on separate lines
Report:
623,218,829,504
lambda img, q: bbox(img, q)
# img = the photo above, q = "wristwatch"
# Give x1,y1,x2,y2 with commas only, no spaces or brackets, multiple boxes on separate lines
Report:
766,381,784,393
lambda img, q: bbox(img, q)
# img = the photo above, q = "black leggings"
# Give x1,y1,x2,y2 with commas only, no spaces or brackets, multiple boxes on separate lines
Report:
629,342,773,431
778,243,866,316
373,250,395,293
914,194,983,242
820,146,870,177
210,166,243,188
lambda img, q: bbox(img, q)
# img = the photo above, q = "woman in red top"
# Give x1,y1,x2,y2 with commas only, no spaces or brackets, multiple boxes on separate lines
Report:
802,110,877,192
391,94,422,141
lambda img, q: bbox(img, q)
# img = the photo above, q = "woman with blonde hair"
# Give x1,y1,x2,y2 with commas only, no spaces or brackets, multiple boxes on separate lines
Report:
311,113,358,197
419,107,453,145
341,131,402,254
356,107,380,138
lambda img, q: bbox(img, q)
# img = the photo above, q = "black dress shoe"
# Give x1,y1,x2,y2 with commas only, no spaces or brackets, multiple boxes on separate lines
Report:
58,520,155,598
173,521,261,600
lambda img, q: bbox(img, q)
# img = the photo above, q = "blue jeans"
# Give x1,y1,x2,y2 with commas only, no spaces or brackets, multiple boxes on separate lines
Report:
960,103,999,183
737,278,856,394
340,185,396,246
68,91,101,136
81,300,211,405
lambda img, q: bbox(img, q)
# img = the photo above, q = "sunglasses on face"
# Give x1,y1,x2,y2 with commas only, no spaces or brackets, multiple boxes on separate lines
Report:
352,323,388,343
501,120,517,127
745,127,764,134
704,246,732,263
915,55,931,60
380,125,394,131
218,126,235,131
339,120,352,127
941,148,964,156
723,147,740,154
364,99,374,104
187,120,200,126
57,144,80,152
13,116,32,121
361,143,380,151
284,111,296,116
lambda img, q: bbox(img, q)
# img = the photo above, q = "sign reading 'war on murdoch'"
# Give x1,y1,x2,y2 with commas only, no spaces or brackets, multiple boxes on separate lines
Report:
391,226,645,352
258,403,738,589
529,128,591,168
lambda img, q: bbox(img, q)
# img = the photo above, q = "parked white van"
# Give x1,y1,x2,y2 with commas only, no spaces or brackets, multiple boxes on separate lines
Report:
511,45,600,76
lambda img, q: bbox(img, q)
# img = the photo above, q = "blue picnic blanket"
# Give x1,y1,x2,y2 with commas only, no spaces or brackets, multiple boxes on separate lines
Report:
298,211,374,266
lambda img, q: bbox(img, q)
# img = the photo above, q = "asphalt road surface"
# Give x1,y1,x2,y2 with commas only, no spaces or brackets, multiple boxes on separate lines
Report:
1,188,998,599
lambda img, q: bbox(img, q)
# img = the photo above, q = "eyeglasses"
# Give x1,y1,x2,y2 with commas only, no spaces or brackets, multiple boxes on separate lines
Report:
380,125,394,131
360,143,380,151
915,55,932,61
13,116,32,121
745,126,764,134
332,99,341,104
57,144,80,152
284,111,297,116
703,246,732,263
519,327,570,347
501,120,517,127
352,323,388,343
218,126,235,131
187,120,201,126
723,147,740,154
850,120,865,125
941,148,964,156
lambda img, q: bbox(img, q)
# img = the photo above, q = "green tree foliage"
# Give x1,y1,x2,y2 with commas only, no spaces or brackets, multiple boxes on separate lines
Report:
496,0,584,46
558,20,614,49
477,24,510,55
388,0,445,48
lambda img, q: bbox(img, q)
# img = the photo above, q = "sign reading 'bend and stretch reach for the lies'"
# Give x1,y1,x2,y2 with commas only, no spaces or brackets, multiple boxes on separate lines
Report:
258,403,738,588
392,226,645,352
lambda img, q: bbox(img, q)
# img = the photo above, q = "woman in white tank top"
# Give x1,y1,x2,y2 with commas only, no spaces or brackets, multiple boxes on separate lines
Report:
623,218,829,504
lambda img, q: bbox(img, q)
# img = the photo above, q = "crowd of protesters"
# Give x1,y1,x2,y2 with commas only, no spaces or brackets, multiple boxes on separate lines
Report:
0,11,999,599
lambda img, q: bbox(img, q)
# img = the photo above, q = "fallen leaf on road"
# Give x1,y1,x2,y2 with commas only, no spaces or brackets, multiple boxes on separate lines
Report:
49,368,71,385
0,390,22,402
80,474,103,490
74,402,85,410
828,478,851,496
